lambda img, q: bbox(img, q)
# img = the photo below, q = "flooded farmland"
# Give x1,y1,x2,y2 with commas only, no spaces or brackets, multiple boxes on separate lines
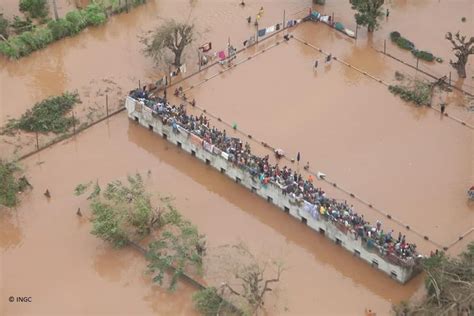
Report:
1,0,473,315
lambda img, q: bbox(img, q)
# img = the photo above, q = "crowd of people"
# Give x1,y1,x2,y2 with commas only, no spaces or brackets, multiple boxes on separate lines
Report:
129,88,420,266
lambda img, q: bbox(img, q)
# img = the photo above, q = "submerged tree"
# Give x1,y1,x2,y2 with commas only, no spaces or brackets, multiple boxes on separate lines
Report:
146,206,206,290
393,242,474,315
76,173,207,290
445,32,474,79
195,243,284,315
75,174,162,247
143,19,195,67
351,0,385,33
0,160,31,208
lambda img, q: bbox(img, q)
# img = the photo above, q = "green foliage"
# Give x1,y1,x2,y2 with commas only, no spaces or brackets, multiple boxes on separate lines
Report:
65,10,88,34
393,243,474,315
193,287,225,316
146,207,206,290
312,0,326,4
48,18,73,40
351,0,385,32
391,31,435,62
19,0,49,19
411,49,435,62
83,2,107,26
0,160,31,208
0,3,107,59
0,14,9,39
10,16,34,34
2,92,80,134
76,174,161,248
389,80,432,106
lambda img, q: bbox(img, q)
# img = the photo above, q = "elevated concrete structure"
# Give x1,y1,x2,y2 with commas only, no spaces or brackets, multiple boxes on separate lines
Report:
126,96,419,284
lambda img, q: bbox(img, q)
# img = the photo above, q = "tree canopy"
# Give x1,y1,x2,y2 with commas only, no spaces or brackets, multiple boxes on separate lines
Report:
393,242,473,315
351,0,385,33
0,160,31,208
143,19,195,67
76,173,207,290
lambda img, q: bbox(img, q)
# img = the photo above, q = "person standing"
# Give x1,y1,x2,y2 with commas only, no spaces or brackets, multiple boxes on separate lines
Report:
297,152,301,163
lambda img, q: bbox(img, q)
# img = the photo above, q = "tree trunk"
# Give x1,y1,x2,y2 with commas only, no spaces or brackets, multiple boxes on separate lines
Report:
52,0,59,20
457,64,467,79
174,50,182,67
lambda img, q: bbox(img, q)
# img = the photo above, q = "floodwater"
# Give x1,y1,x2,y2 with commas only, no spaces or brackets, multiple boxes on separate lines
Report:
1,114,423,315
1,0,473,315
179,23,474,250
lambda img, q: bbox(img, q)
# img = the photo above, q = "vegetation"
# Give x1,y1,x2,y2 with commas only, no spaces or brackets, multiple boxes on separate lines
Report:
390,31,437,62
143,19,195,67
0,2,107,59
19,0,49,19
351,0,385,33
0,160,31,208
393,243,473,315
446,31,474,79
389,79,432,106
75,174,162,248
2,92,80,135
313,0,326,4
76,173,207,290
146,207,206,290
193,287,239,316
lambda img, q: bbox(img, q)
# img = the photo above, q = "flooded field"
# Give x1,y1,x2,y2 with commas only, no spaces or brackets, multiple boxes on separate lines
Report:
2,114,423,315
1,0,473,315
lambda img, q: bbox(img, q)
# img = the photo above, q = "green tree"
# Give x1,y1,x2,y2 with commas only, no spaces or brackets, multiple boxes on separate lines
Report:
446,32,474,79
75,174,162,247
146,206,206,290
19,0,49,19
351,0,385,33
0,160,31,208
143,19,195,67
393,242,473,315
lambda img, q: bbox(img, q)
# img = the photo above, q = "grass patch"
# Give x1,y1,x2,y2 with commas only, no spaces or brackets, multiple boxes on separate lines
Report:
389,78,432,106
1,92,81,135
0,160,32,208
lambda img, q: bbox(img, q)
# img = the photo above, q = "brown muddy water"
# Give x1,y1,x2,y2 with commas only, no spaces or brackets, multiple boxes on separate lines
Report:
0,0,473,315
2,114,423,315
179,22,473,250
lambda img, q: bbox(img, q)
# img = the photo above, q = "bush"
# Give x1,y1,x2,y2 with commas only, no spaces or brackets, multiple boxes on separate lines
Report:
395,36,415,50
411,49,435,62
0,160,31,208
11,16,34,34
48,18,73,40
2,92,80,134
84,3,107,26
389,80,432,106
192,287,224,316
19,0,49,19
390,31,400,41
65,11,88,34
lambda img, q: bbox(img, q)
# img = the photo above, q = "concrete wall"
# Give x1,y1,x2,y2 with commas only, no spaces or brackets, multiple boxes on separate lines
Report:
126,97,417,284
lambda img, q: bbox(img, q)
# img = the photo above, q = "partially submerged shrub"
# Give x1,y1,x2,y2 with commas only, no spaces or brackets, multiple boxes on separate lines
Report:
83,2,107,26
389,80,432,106
193,287,225,316
2,92,81,134
0,160,32,208
411,49,435,62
